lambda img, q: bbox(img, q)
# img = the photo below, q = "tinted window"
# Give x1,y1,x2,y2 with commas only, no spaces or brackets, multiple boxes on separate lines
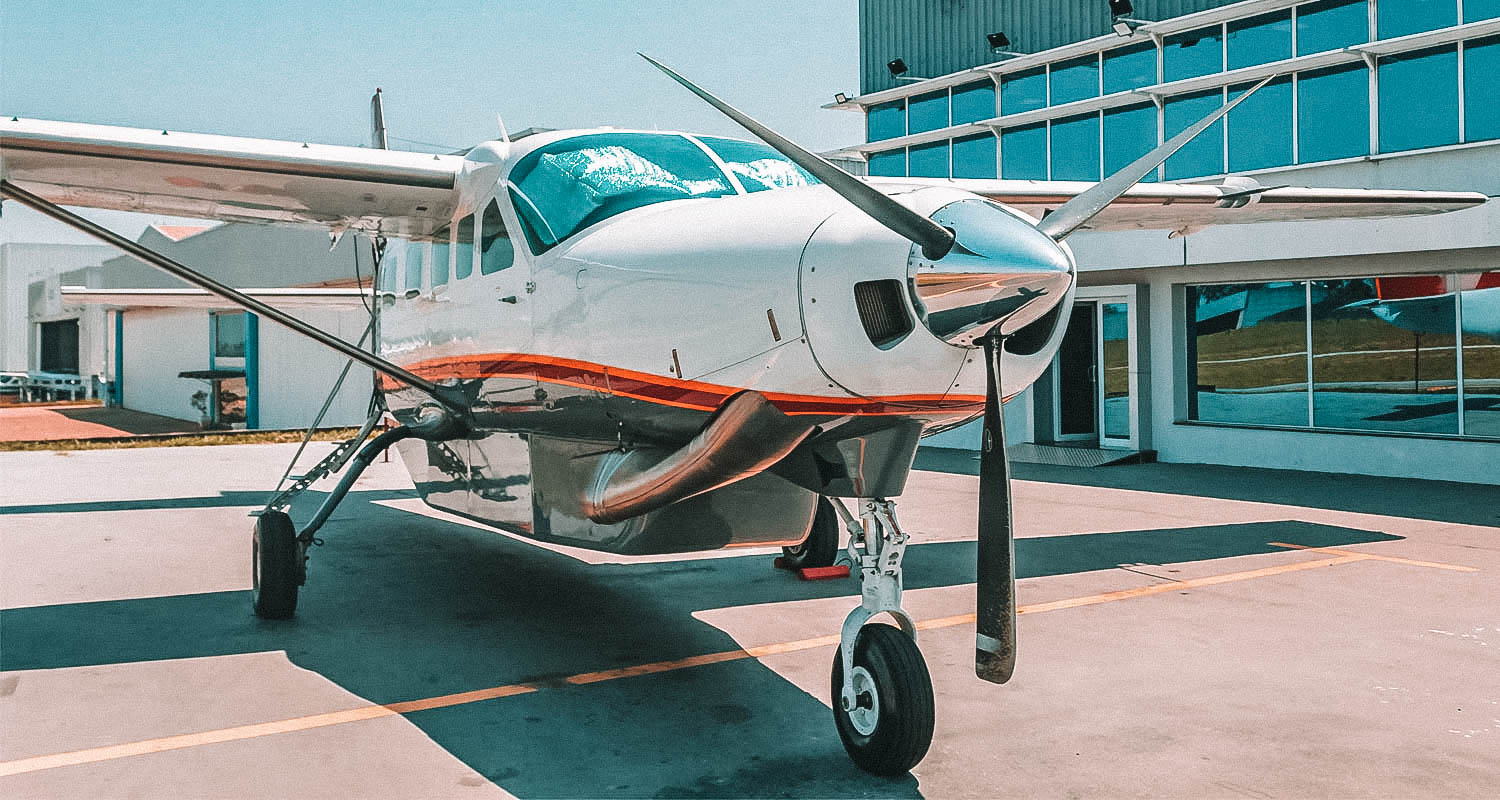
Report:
1103,103,1158,182
213,312,246,359
1461,273,1500,437
1311,278,1458,435
1378,0,1455,39
454,215,473,280
1228,76,1293,172
430,231,450,288
1379,46,1459,153
1000,67,1046,114
1227,10,1292,70
699,137,817,192
1102,41,1157,94
1050,113,1100,181
1101,302,1130,439
1050,55,1100,106
1296,0,1367,55
1467,0,1500,21
867,100,904,141
1164,26,1224,82
952,133,997,178
508,133,735,253
908,140,950,177
908,90,949,133
1298,63,1369,162
1000,123,1047,179
404,240,424,292
1164,90,1225,179
951,80,996,124
480,201,512,275
868,148,906,177
377,240,400,293
1187,282,1310,427
1464,36,1500,142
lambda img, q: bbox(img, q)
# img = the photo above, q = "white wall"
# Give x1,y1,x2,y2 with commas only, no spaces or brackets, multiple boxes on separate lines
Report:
255,309,373,430
121,308,209,422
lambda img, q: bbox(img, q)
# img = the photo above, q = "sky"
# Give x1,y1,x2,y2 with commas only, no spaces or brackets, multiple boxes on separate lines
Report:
0,0,862,243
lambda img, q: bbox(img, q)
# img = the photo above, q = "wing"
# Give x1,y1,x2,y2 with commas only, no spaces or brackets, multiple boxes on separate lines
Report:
881,177,1487,234
1,117,464,236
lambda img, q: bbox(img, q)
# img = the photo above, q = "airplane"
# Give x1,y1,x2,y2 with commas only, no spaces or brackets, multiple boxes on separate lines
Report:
1345,273,1500,340
0,58,1485,776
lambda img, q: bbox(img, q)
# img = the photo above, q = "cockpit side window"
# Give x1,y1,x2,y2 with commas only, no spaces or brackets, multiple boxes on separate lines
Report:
697,136,818,192
507,133,736,254
479,199,513,274
454,215,474,280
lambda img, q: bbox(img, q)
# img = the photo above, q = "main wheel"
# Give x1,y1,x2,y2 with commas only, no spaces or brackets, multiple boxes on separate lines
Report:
831,623,935,776
253,510,301,619
782,498,840,569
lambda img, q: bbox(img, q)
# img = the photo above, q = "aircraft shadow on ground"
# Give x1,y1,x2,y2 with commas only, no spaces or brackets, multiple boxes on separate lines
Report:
0,491,1400,798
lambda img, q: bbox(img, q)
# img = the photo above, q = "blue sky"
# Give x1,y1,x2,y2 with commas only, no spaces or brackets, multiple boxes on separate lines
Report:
1,0,862,242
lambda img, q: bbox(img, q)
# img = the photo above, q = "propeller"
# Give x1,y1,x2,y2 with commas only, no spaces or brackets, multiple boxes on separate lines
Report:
974,334,1017,683
639,54,956,260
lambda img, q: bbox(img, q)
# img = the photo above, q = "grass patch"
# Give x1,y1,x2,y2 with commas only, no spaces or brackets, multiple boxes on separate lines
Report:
0,427,370,453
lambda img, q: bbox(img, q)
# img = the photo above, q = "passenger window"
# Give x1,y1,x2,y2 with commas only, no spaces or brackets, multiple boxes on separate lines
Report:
404,240,425,293
480,199,513,274
430,227,451,289
455,214,475,280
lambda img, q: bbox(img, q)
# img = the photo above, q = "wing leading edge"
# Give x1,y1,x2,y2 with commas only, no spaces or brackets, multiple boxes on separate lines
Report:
881,177,1487,234
0,117,464,236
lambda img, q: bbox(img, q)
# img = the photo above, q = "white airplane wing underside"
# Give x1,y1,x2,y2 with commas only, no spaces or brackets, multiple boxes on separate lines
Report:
60,287,369,309
1,117,464,236
882,177,1487,233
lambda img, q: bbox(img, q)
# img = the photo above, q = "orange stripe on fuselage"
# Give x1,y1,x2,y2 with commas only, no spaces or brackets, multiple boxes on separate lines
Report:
379,352,985,416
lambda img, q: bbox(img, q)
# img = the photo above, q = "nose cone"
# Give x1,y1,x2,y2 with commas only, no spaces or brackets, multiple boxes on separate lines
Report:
908,200,1074,346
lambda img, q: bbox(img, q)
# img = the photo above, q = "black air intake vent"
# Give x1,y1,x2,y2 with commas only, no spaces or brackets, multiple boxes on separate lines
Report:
853,279,914,349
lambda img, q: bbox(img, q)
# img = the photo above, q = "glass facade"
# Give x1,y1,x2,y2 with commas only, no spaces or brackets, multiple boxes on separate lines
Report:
908,139,950,177
867,100,904,142
952,133,997,178
868,148,906,177
1001,123,1047,179
1187,273,1499,439
1297,64,1370,162
1378,0,1456,39
1379,46,1459,153
1164,90,1225,180
1228,76,1293,172
1050,55,1099,106
908,90,949,134
1468,0,1500,21
951,80,996,124
1227,10,1292,70
1465,36,1500,143
1050,113,1100,181
1296,0,1369,55
1102,41,1156,94
1001,67,1047,114
1103,103,1158,181
1164,26,1224,82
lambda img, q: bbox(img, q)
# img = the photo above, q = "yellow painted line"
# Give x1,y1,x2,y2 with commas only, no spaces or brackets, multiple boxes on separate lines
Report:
0,548,1401,779
1269,542,1479,573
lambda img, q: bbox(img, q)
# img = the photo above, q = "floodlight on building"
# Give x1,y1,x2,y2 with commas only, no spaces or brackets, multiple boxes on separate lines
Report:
1109,0,1150,37
986,31,1026,59
834,92,849,104
886,58,933,82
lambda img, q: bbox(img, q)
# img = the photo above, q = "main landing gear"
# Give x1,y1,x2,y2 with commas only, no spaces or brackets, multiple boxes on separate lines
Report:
780,497,841,569
830,498,934,776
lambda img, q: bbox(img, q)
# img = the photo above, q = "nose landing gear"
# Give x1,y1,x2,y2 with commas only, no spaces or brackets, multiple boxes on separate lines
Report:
830,498,935,775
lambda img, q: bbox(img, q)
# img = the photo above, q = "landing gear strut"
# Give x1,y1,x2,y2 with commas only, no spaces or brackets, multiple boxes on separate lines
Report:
830,498,934,775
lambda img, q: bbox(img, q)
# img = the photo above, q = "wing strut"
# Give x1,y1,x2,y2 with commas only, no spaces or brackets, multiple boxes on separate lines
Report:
0,179,464,411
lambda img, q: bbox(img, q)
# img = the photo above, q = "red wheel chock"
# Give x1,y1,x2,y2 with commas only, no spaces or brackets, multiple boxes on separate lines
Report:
773,556,851,580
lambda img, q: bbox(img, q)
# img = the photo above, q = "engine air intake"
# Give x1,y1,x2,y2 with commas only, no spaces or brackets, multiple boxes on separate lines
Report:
854,279,913,349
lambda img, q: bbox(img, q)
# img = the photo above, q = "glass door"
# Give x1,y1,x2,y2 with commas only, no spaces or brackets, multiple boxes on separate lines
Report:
1050,294,1136,448
1099,301,1133,447
1054,301,1097,441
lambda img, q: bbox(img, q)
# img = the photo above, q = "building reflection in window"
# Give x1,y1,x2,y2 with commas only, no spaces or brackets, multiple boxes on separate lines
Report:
1311,278,1459,435
1460,272,1500,438
1187,281,1310,427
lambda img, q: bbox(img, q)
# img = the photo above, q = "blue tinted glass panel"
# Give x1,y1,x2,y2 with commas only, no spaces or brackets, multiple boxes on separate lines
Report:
1378,0,1456,39
1000,124,1047,179
1228,76,1293,171
951,81,996,124
867,101,904,142
453,215,473,280
952,133,997,178
1001,67,1046,114
1298,64,1369,161
1227,11,1292,70
1311,278,1458,435
908,140,950,177
1103,41,1157,94
907,90,949,134
1467,0,1500,21
1379,46,1458,152
1465,36,1500,142
1103,103,1158,182
1187,282,1310,427
868,149,906,177
1050,55,1100,105
404,241,424,291
430,238,449,288
1164,90,1225,179
1050,113,1100,181
1164,26,1224,82
1461,275,1500,438
1296,0,1368,55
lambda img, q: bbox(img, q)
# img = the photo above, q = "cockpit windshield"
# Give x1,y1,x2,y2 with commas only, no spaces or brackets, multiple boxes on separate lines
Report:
507,132,820,254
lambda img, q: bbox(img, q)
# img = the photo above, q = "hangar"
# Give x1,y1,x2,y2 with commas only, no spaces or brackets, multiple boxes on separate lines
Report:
831,0,1499,483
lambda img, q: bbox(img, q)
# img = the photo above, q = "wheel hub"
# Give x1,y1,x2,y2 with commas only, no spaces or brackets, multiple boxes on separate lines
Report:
845,665,880,735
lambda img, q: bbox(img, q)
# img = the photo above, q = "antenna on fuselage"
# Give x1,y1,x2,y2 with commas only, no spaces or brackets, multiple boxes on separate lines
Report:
370,88,388,150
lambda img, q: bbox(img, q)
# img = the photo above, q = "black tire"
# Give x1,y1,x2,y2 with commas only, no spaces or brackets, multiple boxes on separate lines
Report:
253,511,301,619
782,498,840,569
831,623,935,776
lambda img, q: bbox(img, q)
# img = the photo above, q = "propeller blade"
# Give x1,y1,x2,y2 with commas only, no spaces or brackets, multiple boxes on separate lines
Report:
975,335,1017,684
640,53,956,260
1036,74,1277,242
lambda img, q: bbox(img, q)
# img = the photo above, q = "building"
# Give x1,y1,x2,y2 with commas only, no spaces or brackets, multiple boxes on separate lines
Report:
836,0,1498,483
1,242,112,382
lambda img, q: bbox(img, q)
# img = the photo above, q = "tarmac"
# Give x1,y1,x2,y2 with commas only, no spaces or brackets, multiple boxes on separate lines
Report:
1,442,1496,798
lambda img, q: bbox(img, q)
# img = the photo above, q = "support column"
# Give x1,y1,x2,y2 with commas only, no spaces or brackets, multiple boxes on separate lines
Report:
245,313,260,429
